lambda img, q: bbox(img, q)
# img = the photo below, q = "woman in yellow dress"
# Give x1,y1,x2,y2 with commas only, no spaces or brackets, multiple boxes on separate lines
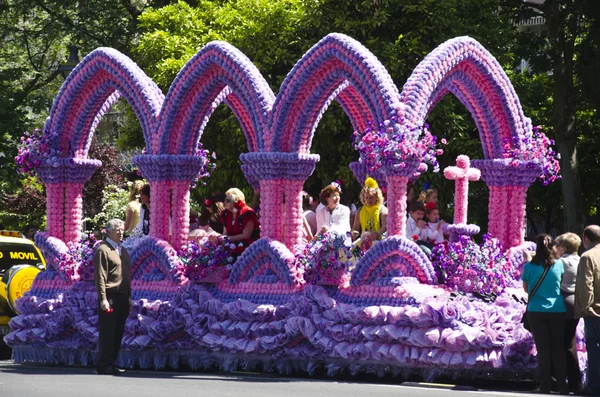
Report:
351,177,387,250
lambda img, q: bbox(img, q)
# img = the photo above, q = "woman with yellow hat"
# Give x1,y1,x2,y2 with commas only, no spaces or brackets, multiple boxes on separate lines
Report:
351,177,388,250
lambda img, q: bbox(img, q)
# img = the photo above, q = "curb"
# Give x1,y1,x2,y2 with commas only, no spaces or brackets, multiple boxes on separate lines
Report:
402,381,478,391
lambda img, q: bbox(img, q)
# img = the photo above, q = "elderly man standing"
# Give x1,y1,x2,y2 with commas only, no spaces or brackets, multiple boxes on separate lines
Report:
575,225,600,395
94,219,132,375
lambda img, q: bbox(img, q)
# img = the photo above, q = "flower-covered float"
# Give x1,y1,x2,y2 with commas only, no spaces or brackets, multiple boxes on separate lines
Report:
5,33,583,381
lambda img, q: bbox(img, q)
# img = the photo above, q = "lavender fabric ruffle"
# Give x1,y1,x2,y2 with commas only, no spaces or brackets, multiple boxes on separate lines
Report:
6,276,587,378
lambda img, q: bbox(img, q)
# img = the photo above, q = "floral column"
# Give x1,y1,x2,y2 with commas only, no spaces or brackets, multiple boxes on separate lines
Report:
134,155,207,246
241,152,319,248
472,159,541,250
36,158,102,244
382,159,420,237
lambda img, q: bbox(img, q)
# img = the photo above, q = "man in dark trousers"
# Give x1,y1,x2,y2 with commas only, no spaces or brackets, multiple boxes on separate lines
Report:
94,219,132,375
575,225,600,394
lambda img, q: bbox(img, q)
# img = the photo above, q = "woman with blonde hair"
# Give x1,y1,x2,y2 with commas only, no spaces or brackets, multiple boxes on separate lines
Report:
124,180,144,232
351,177,387,249
220,188,260,256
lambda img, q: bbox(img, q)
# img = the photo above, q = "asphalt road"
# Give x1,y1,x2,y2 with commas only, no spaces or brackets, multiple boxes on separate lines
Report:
0,361,546,397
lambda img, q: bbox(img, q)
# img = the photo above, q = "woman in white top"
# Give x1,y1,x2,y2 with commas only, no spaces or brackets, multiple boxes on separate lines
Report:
315,184,350,237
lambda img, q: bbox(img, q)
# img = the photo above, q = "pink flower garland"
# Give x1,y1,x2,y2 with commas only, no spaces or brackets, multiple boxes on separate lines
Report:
385,175,409,237
150,180,171,240
260,179,283,240
171,180,190,252
284,180,303,250
45,184,64,240
64,182,84,244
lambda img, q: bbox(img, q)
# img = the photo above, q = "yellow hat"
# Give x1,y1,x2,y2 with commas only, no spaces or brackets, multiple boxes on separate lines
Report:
364,177,379,189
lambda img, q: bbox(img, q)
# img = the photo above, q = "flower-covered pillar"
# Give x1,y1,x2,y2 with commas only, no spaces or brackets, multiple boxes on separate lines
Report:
35,158,102,244
382,159,420,237
241,152,319,247
134,155,207,247
472,159,541,249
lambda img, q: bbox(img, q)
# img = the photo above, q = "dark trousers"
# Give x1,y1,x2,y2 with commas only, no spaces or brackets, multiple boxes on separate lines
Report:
97,293,129,369
564,317,582,391
528,311,567,393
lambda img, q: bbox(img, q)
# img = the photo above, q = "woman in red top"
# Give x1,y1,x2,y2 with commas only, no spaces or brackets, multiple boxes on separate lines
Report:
220,188,260,255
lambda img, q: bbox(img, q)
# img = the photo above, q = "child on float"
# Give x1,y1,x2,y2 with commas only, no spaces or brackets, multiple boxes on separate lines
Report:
423,201,447,245
406,201,433,256
417,187,438,206
351,177,388,250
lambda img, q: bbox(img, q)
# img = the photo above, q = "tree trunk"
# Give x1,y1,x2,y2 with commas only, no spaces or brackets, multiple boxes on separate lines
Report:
545,0,582,234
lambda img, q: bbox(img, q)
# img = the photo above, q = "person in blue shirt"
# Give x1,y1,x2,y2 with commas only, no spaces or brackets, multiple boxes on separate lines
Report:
522,233,568,395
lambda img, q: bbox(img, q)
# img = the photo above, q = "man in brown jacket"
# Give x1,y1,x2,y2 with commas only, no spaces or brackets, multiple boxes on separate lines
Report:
94,219,132,375
575,225,600,394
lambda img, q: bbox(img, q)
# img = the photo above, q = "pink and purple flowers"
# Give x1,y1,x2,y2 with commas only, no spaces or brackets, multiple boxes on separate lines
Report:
295,232,360,285
502,126,561,185
15,129,61,177
352,119,441,177
54,232,101,282
178,235,234,283
431,234,515,295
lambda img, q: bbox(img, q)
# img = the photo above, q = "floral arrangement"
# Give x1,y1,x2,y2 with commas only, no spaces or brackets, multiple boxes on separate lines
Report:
502,126,561,185
14,128,60,177
352,119,442,177
431,233,514,295
178,235,234,283
54,232,101,282
295,232,360,285
192,142,216,188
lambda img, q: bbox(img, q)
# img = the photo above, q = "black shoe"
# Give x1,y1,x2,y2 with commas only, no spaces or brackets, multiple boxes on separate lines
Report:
112,366,126,374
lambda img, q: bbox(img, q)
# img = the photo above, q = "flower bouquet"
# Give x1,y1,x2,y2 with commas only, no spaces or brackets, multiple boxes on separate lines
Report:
54,233,101,282
295,232,358,286
178,235,234,283
352,119,442,178
431,233,514,297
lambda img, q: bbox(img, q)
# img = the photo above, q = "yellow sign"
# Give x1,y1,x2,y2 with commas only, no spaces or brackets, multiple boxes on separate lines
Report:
9,251,38,260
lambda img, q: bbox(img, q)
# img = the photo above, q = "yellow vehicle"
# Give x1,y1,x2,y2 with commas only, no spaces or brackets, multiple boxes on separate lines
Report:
0,231,46,339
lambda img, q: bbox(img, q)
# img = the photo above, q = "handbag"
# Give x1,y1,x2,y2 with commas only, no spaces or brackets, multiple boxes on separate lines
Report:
521,265,551,331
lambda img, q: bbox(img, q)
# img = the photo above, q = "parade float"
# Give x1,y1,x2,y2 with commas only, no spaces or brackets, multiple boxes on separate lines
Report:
5,33,582,381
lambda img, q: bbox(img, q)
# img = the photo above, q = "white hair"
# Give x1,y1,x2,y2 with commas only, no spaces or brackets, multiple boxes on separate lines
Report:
105,219,125,231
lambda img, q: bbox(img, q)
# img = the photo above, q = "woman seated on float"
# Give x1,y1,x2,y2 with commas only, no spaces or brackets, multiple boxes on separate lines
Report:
316,183,350,237
422,202,447,245
351,177,387,250
220,188,260,255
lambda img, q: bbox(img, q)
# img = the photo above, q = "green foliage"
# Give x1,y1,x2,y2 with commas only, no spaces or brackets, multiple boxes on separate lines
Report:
0,176,46,230
83,184,130,232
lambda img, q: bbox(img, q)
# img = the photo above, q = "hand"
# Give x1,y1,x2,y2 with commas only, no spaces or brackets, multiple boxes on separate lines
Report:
100,299,111,312
523,250,534,263
351,230,360,241
416,220,425,229
320,226,328,233
437,220,446,231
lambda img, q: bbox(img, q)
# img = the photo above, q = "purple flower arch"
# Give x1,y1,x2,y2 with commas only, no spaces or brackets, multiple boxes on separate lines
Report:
129,237,183,284
267,33,400,153
399,36,531,159
156,42,275,155
44,48,164,157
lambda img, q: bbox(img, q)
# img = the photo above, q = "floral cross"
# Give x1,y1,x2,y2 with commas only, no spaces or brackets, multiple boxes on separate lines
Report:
443,155,480,225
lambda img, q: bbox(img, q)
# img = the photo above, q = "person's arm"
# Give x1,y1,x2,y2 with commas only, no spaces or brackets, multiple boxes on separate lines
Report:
523,281,529,293
521,263,530,294
316,208,327,236
228,221,255,242
93,247,111,311
303,216,313,242
124,207,134,231
377,207,388,238
222,226,229,236
576,256,595,317
341,205,351,234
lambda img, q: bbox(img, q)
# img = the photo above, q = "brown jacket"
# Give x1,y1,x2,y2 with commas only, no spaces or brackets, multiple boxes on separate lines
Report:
575,244,600,318
93,241,132,302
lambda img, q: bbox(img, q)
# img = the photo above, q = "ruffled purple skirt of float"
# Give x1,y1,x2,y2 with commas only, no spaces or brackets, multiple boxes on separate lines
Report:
5,280,587,380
